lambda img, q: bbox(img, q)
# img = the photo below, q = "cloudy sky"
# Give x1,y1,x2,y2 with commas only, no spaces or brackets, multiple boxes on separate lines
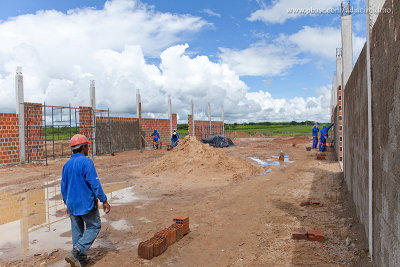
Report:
0,0,367,122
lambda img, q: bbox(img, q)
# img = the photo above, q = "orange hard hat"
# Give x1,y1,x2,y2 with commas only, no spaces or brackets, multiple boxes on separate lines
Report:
70,134,91,147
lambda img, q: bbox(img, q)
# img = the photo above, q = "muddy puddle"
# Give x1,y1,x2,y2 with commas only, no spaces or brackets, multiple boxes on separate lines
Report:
249,155,295,173
0,180,137,262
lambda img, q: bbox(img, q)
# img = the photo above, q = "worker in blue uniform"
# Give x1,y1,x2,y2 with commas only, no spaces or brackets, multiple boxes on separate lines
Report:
312,123,319,149
171,129,180,147
319,123,334,152
151,129,161,149
62,134,110,267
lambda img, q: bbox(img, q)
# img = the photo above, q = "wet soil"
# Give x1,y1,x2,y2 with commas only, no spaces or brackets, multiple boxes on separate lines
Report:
0,136,371,266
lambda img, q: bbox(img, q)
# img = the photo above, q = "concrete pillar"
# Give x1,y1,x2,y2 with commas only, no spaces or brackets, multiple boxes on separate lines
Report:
168,95,172,137
136,89,140,118
90,80,96,156
15,66,25,164
208,103,211,135
336,48,343,88
366,0,385,259
191,100,194,136
341,14,353,87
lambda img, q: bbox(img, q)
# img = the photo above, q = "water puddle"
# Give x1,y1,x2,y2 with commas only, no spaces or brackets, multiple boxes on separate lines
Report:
249,157,280,166
249,155,295,173
0,179,137,262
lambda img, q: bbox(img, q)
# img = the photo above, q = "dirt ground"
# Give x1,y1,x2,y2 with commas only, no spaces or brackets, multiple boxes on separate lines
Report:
0,135,371,267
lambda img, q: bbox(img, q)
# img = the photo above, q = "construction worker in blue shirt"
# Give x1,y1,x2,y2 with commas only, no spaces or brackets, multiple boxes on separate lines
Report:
319,124,334,152
151,129,161,149
171,129,180,147
62,134,110,267
312,123,319,149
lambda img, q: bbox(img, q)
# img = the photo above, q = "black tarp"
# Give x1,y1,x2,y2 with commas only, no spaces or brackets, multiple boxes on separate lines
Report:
200,135,234,148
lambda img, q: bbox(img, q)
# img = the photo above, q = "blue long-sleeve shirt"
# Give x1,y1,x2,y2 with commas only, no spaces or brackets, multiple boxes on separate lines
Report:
320,124,334,139
312,126,319,137
151,132,160,142
171,132,180,143
61,154,107,216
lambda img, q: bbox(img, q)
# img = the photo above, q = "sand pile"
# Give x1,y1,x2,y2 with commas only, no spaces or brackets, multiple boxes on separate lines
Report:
141,136,262,178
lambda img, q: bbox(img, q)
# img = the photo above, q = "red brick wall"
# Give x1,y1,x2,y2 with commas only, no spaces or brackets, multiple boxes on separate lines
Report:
188,115,223,139
141,114,177,147
86,109,177,148
24,103,44,162
337,86,343,162
0,113,19,165
79,106,94,154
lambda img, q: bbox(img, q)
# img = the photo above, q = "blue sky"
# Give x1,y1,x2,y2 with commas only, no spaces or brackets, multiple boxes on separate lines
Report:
0,0,367,122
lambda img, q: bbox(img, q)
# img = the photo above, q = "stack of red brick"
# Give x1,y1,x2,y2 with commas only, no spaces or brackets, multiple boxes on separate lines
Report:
138,216,190,260
292,229,324,242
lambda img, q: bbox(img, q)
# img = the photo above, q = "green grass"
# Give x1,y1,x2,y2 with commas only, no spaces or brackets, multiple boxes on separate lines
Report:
177,122,330,137
43,126,79,140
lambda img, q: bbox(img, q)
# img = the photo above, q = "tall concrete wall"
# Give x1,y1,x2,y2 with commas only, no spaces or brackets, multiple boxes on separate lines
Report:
370,0,400,265
341,0,400,265
343,45,369,238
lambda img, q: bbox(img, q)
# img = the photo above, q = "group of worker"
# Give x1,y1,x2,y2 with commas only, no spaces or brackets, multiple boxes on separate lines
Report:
312,122,334,152
150,128,180,149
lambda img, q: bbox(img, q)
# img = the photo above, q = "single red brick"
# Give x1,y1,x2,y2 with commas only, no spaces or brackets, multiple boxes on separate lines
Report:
292,228,308,240
307,230,324,242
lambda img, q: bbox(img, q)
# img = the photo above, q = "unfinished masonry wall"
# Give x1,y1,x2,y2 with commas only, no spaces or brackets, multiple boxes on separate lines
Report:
0,113,20,165
343,45,369,238
188,115,224,139
95,117,141,154
370,0,400,265
341,0,400,265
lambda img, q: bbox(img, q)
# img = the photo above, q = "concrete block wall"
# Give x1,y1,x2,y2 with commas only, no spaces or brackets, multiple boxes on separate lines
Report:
340,0,400,265
0,113,20,165
370,0,400,265
343,45,369,238
24,103,44,162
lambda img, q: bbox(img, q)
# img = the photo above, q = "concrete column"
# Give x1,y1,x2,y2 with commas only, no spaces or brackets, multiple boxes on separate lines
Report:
136,89,140,118
191,100,194,136
341,15,353,87
15,67,25,164
366,0,385,259
208,103,211,135
90,80,96,156
168,95,172,137
336,49,343,88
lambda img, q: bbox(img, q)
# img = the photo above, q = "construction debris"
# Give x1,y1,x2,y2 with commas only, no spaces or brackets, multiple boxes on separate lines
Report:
291,229,325,242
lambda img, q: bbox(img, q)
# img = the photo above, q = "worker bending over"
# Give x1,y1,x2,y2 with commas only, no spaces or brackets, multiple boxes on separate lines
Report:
171,129,180,147
62,134,110,267
319,123,334,152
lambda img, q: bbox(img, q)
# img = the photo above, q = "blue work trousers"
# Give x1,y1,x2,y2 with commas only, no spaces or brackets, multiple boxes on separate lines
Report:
312,136,318,149
70,208,101,255
319,137,326,152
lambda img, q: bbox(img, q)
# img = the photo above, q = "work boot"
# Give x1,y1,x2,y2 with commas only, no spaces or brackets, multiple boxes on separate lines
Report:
78,254,91,266
65,248,82,267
